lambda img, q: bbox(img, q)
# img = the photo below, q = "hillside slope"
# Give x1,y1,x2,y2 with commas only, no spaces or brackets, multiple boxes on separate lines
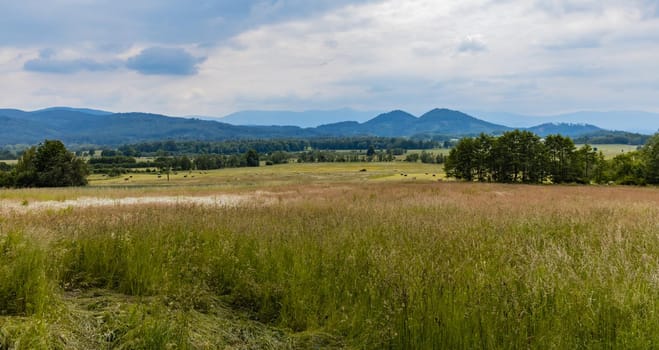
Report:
0,107,631,146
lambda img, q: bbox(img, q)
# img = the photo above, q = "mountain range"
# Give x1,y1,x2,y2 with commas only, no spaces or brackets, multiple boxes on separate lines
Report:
467,110,659,135
215,108,379,128
0,106,652,147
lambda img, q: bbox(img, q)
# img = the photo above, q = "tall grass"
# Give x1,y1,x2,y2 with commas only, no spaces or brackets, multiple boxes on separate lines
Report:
0,231,51,317
1,183,659,348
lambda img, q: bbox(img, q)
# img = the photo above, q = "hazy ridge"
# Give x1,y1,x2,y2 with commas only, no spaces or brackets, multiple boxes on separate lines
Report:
0,107,653,146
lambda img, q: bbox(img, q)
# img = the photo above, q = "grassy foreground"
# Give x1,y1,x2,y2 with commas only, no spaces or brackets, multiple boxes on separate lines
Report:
1,179,659,348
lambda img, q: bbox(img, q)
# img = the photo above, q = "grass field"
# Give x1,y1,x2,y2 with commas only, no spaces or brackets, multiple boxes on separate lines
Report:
577,144,640,158
1,162,659,349
0,162,444,202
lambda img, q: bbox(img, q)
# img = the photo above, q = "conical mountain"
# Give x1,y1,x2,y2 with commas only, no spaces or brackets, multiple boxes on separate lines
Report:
361,110,418,136
415,108,510,134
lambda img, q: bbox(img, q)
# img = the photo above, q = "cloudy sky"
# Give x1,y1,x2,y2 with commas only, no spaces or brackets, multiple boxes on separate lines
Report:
1,0,659,117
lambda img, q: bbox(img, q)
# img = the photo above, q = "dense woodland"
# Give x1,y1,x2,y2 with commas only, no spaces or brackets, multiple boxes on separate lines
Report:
445,130,659,185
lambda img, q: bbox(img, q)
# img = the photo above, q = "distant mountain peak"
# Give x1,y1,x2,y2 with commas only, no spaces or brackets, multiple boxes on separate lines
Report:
218,108,381,128
33,106,113,116
367,110,417,122
420,108,478,121
527,122,602,137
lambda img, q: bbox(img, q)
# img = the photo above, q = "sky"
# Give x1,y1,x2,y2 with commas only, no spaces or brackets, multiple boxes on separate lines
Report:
1,0,659,117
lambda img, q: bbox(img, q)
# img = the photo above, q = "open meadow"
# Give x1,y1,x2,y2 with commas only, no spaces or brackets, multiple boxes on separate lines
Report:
578,144,640,158
1,162,659,349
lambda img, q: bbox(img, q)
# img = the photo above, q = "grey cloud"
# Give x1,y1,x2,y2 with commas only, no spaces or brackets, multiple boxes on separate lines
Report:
544,34,603,50
23,57,121,74
457,36,487,53
0,0,383,47
38,48,55,59
125,47,205,76
543,65,606,78
533,0,604,16
23,47,204,76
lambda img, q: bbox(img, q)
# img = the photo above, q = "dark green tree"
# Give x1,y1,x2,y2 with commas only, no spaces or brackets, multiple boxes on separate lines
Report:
420,151,435,164
0,162,12,172
607,152,645,185
405,153,420,163
574,144,604,184
13,140,88,187
13,147,38,187
641,133,659,184
445,137,476,181
490,130,544,183
366,145,376,157
473,134,494,182
268,151,289,165
0,170,12,187
545,135,577,183
245,149,260,167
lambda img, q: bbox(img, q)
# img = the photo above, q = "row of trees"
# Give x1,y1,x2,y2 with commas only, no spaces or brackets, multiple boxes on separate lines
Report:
192,150,260,170
109,137,442,157
445,131,659,184
89,151,261,174
0,140,88,188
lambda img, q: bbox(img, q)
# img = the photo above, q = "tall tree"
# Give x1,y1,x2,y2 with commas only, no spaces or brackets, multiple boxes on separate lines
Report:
245,149,260,167
641,133,659,184
545,135,577,183
13,140,88,187
445,137,476,181
473,134,494,182
13,147,38,187
574,144,602,184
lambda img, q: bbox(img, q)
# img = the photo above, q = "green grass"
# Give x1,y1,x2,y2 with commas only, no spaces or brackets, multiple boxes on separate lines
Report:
577,144,640,158
1,182,658,348
0,162,444,201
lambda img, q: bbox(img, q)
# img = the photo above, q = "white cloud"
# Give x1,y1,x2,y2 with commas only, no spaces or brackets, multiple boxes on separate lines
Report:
2,0,659,116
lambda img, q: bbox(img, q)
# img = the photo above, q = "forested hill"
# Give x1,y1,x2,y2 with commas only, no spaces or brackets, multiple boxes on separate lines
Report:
0,107,643,146
316,109,512,137
0,110,313,145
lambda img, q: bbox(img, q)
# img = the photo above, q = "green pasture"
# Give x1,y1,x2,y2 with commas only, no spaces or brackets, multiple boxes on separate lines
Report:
0,162,444,201
578,144,640,158
88,161,445,187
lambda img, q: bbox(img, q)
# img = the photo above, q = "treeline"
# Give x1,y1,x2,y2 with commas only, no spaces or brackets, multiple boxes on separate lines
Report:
89,150,261,174
573,131,650,145
445,130,659,185
0,140,88,188
110,137,441,157
0,149,16,160
89,147,446,175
